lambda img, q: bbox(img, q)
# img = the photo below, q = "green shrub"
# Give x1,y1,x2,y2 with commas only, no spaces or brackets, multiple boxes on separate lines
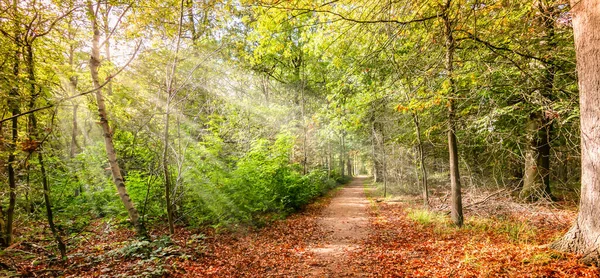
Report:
179,133,339,228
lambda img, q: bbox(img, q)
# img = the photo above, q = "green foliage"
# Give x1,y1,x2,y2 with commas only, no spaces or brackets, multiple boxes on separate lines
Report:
180,133,340,228
109,236,178,260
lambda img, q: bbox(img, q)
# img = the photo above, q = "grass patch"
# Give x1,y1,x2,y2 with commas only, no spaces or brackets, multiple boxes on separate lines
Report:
407,208,446,226
498,221,536,244
465,216,538,244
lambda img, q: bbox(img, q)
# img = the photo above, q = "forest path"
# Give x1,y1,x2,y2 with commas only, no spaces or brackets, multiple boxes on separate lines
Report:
306,176,372,276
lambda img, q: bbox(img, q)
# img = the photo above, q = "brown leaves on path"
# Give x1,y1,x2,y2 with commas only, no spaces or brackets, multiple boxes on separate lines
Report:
169,195,338,277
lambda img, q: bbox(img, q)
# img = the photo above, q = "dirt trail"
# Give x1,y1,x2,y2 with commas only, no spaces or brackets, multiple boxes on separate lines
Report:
306,176,371,276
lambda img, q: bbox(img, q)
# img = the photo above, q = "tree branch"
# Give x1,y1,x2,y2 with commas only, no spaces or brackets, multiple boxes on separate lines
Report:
255,3,437,25
457,30,554,66
0,41,142,125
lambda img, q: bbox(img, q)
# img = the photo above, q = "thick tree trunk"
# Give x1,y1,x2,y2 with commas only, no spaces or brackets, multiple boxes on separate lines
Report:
521,114,552,200
551,0,600,264
87,0,147,238
443,0,463,227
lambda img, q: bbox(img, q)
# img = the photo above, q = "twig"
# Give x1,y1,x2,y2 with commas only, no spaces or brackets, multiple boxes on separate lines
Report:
463,188,510,210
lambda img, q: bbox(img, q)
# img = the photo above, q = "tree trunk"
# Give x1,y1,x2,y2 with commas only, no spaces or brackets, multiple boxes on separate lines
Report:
25,41,67,259
372,121,383,182
413,113,429,207
371,130,379,182
38,150,67,258
87,0,147,238
327,138,332,178
70,104,81,158
521,2,557,201
68,21,82,197
4,0,20,246
340,131,345,176
102,4,113,96
301,58,308,175
551,0,600,264
186,0,198,46
346,157,352,177
521,114,553,200
163,100,175,235
380,123,388,198
4,63,18,248
162,0,186,235
443,0,463,227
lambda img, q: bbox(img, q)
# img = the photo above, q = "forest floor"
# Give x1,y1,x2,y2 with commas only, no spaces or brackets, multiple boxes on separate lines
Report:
3,177,600,277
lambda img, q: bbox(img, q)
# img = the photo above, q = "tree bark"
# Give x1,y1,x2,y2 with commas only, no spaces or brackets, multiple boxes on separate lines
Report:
551,0,600,264
520,1,557,201
87,0,147,238
372,120,383,183
521,114,552,201
443,0,463,227
371,130,379,182
102,3,113,96
327,138,332,178
379,122,388,197
340,131,345,176
70,104,81,158
3,0,20,246
162,0,186,235
186,0,199,47
413,113,429,207
163,98,175,235
67,15,82,197
346,157,353,177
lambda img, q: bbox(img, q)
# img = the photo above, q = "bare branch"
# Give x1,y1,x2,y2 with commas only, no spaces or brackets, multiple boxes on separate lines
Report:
99,4,131,48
